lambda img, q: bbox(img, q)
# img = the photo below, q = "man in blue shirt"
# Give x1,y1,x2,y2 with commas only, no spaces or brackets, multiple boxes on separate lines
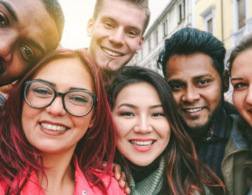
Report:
158,28,251,195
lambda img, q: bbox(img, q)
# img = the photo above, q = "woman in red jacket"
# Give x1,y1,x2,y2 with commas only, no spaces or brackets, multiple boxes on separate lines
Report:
0,49,124,195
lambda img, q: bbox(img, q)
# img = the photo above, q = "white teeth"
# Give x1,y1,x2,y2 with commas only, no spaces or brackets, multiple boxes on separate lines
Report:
185,108,203,113
103,48,122,57
130,140,154,147
40,123,67,131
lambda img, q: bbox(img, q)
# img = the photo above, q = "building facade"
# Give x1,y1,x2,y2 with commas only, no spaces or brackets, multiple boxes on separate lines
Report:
130,0,252,77
128,0,193,75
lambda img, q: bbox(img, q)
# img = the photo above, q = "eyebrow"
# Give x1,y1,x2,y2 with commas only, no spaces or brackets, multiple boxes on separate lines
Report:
33,79,92,91
0,1,18,22
231,77,244,81
167,74,212,83
194,74,213,80
117,103,162,109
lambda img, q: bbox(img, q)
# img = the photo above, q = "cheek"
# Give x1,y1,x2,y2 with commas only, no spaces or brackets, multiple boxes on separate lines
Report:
127,39,141,52
21,103,39,140
160,122,171,143
172,93,180,106
233,92,244,113
22,103,37,126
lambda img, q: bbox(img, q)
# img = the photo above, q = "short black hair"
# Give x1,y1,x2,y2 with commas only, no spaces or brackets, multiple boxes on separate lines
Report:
41,0,65,39
158,28,226,78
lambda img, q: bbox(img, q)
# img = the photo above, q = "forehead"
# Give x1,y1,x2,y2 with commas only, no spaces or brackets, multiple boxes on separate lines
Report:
96,0,146,31
33,58,94,91
166,53,218,79
231,49,252,75
116,82,160,104
4,0,60,53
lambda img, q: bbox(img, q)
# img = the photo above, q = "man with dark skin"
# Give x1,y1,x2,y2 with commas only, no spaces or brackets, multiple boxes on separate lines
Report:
0,0,64,104
158,28,251,195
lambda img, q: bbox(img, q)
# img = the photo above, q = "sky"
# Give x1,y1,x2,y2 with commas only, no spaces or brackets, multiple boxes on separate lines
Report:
58,0,170,49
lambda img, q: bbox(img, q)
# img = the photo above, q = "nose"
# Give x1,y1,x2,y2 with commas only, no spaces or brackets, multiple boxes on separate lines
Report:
46,96,66,117
181,85,200,103
0,30,18,62
133,115,153,134
108,28,125,45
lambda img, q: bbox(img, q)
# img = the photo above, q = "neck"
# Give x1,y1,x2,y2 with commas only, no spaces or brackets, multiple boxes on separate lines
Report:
37,149,75,195
129,155,161,183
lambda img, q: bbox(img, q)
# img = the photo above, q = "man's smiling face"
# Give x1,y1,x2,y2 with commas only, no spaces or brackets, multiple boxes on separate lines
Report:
87,0,145,71
166,53,223,136
0,0,60,86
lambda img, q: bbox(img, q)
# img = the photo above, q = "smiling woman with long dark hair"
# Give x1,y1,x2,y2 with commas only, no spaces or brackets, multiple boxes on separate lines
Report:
108,66,227,195
0,49,124,195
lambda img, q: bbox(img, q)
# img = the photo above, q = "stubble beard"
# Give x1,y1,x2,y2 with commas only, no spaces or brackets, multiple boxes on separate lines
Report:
179,99,223,138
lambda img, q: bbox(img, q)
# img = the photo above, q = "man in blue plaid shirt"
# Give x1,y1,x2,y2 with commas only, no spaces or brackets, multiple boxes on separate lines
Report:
158,28,252,195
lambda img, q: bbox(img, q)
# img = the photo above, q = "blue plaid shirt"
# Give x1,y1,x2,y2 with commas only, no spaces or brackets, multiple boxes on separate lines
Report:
193,108,231,180
0,92,5,107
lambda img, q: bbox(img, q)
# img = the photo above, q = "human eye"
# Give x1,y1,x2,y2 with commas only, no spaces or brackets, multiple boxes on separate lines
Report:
68,92,92,106
20,45,35,62
70,96,88,103
127,30,137,37
152,113,165,117
120,112,134,117
103,21,114,29
169,83,182,92
32,88,52,96
233,82,247,90
197,79,210,87
0,12,8,27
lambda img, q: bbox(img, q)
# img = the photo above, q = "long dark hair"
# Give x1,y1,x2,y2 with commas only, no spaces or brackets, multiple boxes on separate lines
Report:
108,66,226,195
0,49,116,194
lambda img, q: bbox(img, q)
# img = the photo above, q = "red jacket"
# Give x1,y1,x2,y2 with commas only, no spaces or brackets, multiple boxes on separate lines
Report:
0,157,125,195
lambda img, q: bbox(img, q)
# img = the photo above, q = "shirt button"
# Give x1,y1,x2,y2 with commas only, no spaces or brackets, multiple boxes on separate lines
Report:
82,190,87,195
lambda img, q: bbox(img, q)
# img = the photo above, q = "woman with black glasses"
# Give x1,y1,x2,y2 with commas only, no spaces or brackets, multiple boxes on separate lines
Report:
0,49,124,195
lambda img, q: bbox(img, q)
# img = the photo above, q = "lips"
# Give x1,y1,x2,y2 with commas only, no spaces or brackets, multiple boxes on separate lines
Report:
102,47,123,57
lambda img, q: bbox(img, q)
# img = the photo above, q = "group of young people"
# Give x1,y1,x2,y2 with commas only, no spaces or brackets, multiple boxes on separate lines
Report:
0,0,252,195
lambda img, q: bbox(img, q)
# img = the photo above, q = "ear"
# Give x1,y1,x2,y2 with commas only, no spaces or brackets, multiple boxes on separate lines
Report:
87,19,94,37
136,36,144,54
223,70,229,92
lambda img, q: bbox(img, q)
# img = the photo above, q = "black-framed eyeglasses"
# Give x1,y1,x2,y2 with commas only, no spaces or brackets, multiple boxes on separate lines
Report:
24,80,97,117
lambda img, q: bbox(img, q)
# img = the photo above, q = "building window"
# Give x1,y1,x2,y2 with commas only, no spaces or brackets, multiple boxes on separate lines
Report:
178,0,186,22
206,18,213,34
200,5,215,35
163,19,168,37
155,30,158,46
148,38,151,53
238,0,245,29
